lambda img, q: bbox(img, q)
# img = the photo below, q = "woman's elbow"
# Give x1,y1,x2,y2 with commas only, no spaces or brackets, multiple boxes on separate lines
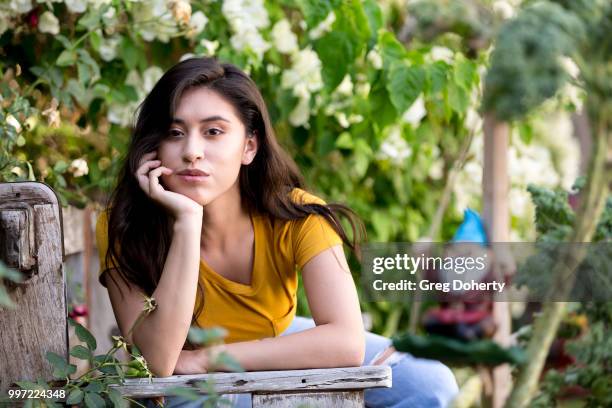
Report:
335,331,366,367
148,360,176,378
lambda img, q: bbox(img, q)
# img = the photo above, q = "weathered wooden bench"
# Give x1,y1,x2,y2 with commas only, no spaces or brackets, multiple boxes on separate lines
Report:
114,366,391,407
0,182,391,406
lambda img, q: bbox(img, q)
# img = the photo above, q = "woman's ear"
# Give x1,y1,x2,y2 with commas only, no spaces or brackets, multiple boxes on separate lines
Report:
242,130,258,165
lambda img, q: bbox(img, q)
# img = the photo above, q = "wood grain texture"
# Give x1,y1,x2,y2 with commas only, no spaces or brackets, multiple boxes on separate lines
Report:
112,366,391,398
252,390,364,407
0,182,67,393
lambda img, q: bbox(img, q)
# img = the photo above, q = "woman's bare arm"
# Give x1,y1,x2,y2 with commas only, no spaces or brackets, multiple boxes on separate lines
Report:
106,215,202,377
175,244,365,373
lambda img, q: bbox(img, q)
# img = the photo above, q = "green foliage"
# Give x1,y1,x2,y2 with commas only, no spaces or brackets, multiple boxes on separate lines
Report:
483,1,585,120
516,182,612,406
0,260,22,308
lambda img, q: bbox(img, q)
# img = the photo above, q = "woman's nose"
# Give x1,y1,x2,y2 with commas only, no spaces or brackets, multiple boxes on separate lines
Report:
182,136,204,163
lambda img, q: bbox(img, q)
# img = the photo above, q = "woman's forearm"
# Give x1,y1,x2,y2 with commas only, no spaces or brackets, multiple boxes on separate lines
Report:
202,323,365,372
132,216,202,376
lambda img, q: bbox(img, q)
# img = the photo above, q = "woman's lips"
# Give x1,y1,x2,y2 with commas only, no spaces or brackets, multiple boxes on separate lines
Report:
177,174,209,182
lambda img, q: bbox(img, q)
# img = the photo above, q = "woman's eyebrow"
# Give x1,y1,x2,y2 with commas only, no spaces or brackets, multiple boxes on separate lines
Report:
171,115,231,124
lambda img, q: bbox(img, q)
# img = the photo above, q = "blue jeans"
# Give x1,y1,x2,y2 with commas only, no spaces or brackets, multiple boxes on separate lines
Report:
150,316,458,407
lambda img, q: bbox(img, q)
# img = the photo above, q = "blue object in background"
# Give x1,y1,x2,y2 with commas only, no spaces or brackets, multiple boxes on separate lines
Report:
452,208,488,245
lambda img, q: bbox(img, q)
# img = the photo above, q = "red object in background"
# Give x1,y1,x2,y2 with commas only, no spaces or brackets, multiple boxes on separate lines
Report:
27,10,39,28
69,304,89,325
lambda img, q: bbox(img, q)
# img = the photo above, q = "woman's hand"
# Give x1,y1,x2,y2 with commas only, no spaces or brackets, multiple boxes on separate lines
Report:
135,151,203,220
174,349,208,375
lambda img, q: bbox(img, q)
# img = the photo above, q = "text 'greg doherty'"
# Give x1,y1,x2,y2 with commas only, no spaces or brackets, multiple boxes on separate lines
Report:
372,279,506,293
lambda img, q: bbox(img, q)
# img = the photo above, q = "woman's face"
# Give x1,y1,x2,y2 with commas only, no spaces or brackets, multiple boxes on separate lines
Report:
157,87,258,206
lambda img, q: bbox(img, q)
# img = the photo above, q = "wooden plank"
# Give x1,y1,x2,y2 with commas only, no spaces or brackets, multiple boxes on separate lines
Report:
112,366,391,398
253,390,364,407
0,182,67,393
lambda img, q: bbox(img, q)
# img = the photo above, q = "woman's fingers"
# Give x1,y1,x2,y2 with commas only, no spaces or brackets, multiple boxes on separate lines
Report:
147,166,173,199
135,160,161,194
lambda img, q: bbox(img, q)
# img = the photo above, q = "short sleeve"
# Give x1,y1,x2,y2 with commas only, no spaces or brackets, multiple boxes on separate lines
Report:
288,188,344,269
293,214,344,269
95,210,117,286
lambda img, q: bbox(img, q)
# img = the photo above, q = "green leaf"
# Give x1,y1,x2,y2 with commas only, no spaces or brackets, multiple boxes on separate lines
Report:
335,132,353,149
363,0,384,45
118,36,141,70
453,53,476,90
315,31,354,90
215,352,244,373
45,351,77,379
447,81,469,113
71,320,97,351
15,381,44,390
297,0,341,28
84,381,103,393
188,327,228,346
55,35,72,49
108,388,128,408
168,387,201,401
378,30,407,69
66,388,84,404
386,62,424,114
84,391,106,408
78,10,101,28
56,50,77,67
70,345,92,360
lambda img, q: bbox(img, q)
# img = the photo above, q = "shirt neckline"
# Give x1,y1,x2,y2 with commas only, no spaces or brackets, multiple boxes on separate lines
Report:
199,211,261,295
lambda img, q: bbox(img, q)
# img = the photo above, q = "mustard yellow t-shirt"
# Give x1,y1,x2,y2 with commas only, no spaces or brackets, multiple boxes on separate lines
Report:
95,188,343,344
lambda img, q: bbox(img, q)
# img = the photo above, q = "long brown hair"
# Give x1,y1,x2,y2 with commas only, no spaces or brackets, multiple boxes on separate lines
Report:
103,57,365,325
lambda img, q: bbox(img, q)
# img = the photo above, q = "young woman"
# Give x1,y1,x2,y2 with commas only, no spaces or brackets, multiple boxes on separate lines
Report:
96,57,458,407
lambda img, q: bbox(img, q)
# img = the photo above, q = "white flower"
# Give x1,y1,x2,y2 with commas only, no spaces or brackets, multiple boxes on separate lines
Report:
334,75,353,97
9,0,32,14
465,107,482,133
222,0,270,60
493,1,515,19
169,0,191,25
229,28,270,60
102,6,116,20
429,159,443,180
133,0,178,42
189,11,208,36
98,36,120,61
308,11,335,40
39,11,60,35
402,95,427,126
142,66,164,93
377,126,412,165
271,19,298,54
288,97,311,127
281,47,323,99
266,64,280,75
558,56,580,80
69,158,89,178
65,0,87,13
335,112,350,128
222,0,269,30
200,39,219,55
355,82,371,98
107,102,135,126
367,48,383,70
6,114,22,133
429,46,454,63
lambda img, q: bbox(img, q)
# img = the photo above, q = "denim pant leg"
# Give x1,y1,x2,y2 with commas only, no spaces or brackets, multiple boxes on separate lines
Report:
282,316,459,408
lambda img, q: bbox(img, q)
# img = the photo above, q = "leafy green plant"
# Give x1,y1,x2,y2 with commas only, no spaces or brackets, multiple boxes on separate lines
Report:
0,259,22,308
9,294,242,407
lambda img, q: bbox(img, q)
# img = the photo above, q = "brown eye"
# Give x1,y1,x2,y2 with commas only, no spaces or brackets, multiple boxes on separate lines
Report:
206,128,223,136
168,129,184,138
